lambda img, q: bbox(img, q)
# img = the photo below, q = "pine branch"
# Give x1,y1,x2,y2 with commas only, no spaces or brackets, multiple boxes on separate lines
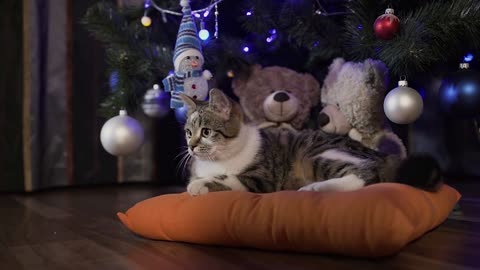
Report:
344,0,480,78
82,2,174,118
240,0,278,34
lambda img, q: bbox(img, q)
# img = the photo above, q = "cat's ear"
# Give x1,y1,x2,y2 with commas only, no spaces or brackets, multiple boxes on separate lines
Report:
208,89,231,120
178,93,197,114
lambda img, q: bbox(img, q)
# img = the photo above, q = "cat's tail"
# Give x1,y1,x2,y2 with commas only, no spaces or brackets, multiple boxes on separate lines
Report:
392,154,443,191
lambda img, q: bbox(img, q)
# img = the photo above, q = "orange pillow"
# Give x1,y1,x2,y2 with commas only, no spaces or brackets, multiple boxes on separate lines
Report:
117,183,460,257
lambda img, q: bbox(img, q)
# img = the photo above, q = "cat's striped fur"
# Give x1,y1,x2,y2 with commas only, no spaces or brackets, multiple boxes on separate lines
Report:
180,89,442,196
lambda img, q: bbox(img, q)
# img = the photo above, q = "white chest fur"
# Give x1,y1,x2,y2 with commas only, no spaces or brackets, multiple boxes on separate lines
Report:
192,125,261,178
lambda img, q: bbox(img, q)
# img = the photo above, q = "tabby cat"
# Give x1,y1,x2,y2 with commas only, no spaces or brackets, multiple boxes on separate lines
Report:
180,89,442,196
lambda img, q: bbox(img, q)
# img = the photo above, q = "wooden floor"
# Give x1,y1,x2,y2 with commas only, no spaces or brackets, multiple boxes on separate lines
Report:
1,181,479,270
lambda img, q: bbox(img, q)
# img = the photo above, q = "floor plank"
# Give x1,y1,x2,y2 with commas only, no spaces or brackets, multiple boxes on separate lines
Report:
1,183,479,269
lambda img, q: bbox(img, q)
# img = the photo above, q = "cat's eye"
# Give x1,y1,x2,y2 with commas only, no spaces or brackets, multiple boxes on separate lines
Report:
195,56,199,59
186,129,192,138
201,128,212,137
186,56,191,59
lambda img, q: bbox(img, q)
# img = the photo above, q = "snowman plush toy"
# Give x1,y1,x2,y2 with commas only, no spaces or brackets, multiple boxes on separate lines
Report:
162,0,212,109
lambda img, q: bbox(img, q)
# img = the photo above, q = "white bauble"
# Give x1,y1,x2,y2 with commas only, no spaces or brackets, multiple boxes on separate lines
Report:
100,110,144,156
142,84,170,118
384,79,423,124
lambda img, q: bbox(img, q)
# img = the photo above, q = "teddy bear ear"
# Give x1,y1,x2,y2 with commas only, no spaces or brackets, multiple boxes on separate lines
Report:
321,58,345,101
329,58,345,74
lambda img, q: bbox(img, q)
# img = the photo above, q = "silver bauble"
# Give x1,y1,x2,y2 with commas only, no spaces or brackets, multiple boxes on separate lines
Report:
384,79,423,124
100,110,145,156
142,84,170,118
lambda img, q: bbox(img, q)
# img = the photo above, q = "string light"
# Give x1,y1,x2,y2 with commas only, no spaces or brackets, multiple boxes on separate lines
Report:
243,46,250,53
214,4,219,39
266,29,277,43
149,0,225,17
464,53,474,62
199,20,210,40
199,30,210,40
141,15,152,27
246,10,252,16
146,0,224,35
144,0,151,8
142,0,152,27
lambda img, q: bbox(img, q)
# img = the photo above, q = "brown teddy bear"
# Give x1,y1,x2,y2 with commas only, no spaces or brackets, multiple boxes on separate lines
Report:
232,64,321,131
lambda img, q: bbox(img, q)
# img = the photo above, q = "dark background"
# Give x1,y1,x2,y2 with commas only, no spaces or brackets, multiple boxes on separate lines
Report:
1,0,479,191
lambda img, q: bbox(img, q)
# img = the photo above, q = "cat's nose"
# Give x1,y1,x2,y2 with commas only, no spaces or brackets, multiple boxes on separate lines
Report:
273,92,290,102
189,145,197,151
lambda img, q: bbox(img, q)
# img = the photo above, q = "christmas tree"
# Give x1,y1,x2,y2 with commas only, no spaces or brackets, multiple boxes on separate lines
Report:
82,0,480,117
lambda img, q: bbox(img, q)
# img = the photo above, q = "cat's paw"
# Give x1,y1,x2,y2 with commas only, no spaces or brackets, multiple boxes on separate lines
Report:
187,179,213,196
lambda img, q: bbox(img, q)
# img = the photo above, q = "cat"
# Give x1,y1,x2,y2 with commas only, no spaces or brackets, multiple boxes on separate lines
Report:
179,89,442,196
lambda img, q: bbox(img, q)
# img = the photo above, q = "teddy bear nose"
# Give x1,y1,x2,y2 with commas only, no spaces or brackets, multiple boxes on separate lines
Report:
273,92,290,102
318,113,330,127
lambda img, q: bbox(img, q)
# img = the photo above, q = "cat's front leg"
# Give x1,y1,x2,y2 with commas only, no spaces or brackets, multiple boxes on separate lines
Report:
187,175,248,196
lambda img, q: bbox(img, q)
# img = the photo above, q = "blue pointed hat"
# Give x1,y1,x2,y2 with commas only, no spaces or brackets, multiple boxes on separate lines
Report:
173,0,204,70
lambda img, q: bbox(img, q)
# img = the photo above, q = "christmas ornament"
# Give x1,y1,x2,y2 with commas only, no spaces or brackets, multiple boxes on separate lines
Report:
384,78,423,124
142,84,170,118
141,15,152,27
100,110,145,156
439,63,480,118
162,0,212,108
373,8,400,40
199,21,210,40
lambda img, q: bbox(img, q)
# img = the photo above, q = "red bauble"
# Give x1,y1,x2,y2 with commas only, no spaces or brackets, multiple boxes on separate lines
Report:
374,8,400,40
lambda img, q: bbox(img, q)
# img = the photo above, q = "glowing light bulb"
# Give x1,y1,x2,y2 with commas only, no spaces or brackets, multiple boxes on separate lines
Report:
194,13,201,18
243,46,250,53
246,11,252,16
203,10,210,17
199,29,210,40
141,16,152,27
144,0,151,8
464,53,474,62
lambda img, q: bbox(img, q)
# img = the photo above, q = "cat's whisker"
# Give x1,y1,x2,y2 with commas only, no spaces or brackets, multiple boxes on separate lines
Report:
174,149,189,161
176,152,190,176
182,155,192,179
